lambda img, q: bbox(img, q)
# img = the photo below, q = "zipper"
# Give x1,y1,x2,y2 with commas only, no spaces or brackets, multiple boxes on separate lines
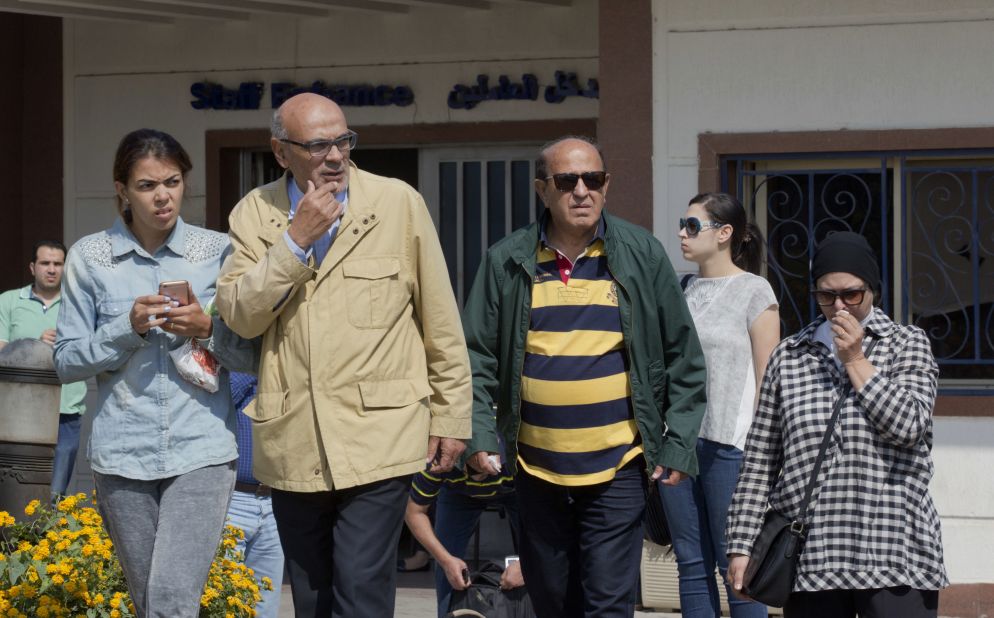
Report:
510,259,534,468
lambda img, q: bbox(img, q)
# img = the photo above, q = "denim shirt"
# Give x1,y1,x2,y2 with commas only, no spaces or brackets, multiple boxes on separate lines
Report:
54,217,257,480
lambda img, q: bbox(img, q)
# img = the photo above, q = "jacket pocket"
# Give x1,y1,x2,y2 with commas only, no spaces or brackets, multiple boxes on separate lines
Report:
247,390,289,422
357,378,432,412
353,378,432,473
342,257,404,329
647,359,667,412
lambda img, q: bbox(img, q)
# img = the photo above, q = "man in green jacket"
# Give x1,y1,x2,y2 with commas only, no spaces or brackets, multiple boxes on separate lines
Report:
462,136,707,617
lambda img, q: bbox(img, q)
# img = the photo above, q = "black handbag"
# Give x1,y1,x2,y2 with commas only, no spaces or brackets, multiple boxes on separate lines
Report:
643,477,671,546
447,561,536,618
742,340,878,607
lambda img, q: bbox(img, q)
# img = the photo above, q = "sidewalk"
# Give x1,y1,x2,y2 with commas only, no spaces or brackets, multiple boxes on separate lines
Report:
276,570,681,617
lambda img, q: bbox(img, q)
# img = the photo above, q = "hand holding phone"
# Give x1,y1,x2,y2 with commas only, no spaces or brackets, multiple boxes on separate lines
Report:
158,280,190,306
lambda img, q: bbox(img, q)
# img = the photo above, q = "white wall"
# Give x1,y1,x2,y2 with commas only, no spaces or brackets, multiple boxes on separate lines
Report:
63,2,599,242
650,0,994,585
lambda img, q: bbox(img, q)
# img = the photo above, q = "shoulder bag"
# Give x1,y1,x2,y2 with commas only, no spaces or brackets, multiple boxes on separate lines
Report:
742,339,878,607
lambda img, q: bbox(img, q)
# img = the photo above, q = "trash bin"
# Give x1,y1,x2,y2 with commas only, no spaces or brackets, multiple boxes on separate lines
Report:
0,339,62,512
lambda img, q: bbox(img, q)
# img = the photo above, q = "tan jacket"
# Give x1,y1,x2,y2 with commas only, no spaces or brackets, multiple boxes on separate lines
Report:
217,166,472,491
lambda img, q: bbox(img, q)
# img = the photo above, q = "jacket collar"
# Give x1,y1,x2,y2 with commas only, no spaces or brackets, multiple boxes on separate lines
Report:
109,216,188,259
511,209,611,265
787,306,897,350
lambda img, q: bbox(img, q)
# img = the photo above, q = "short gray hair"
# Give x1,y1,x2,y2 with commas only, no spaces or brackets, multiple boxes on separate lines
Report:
271,107,288,140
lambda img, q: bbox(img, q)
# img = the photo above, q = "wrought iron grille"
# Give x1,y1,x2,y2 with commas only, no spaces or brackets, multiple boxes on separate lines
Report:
904,162,994,381
726,152,994,385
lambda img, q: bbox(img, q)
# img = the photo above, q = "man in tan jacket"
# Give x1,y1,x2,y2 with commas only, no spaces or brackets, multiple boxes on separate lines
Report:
216,93,472,617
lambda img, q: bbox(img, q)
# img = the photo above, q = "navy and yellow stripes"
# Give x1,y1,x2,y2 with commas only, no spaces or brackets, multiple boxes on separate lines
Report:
518,241,642,486
409,466,514,507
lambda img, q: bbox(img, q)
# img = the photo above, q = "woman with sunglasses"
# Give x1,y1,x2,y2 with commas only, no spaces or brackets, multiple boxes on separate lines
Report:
661,192,779,618
726,232,947,617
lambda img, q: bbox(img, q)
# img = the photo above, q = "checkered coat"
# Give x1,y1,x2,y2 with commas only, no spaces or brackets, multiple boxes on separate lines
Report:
726,308,948,592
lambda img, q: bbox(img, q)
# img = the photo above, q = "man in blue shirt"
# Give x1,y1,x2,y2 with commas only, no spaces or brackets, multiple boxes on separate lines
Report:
0,241,87,498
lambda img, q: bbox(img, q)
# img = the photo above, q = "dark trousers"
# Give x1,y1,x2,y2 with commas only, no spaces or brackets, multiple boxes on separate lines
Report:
516,462,645,618
784,586,939,618
271,477,409,618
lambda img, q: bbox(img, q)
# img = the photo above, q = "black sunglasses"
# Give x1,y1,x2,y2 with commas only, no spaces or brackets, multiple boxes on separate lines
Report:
811,288,868,307
679,217,725,237
545,171,608,192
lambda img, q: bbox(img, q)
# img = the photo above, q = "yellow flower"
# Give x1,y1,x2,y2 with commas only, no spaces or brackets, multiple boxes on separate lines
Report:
23,499,40,516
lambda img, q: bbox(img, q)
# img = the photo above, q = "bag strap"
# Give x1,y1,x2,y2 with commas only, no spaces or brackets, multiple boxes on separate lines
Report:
680,273,694,291
794,337,880,528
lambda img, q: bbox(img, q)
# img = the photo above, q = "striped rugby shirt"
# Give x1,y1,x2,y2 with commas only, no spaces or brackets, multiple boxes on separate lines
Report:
517,223,642,486
409,465,515,507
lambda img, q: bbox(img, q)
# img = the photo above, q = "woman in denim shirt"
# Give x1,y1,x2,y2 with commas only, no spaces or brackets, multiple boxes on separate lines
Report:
54,129,256,618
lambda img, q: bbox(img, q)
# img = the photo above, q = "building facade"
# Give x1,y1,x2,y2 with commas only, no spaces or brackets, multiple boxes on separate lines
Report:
0,0,989,613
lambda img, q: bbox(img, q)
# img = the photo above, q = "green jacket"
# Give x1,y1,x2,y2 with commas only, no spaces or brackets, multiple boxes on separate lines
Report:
462,211,708,478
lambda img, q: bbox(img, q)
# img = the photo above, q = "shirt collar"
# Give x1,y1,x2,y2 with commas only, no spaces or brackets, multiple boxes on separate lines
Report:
538,210,606,249
286,175,349,219
108,216,188,258
20,285,61,307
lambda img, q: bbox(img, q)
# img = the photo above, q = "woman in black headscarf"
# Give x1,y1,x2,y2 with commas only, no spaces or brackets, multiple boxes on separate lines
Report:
725,232,947,617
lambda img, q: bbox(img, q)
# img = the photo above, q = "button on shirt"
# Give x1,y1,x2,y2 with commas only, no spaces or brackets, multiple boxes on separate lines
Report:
283,176,348,266
54,217,257,480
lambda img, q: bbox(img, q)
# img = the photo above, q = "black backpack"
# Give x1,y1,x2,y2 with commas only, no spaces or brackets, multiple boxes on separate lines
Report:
446,561,536,618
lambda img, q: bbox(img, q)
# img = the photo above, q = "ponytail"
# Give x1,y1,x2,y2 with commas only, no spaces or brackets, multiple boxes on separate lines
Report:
733,222,765,275
689,192,766,275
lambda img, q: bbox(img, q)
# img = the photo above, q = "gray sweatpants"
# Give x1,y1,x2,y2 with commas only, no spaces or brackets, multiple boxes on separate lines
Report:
94,462,236,618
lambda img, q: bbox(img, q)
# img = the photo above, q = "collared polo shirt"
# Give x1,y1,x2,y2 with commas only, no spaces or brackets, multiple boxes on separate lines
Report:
0,285,86,415
517,218,642,486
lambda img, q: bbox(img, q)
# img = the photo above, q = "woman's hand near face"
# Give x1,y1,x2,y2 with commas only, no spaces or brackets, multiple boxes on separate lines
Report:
130,295,174,335
830,308,865,364
832,308,879,390
161,286,213,339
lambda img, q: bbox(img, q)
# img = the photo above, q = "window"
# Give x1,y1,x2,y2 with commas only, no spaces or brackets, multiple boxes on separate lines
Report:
420,146,540,305
727,152,994,390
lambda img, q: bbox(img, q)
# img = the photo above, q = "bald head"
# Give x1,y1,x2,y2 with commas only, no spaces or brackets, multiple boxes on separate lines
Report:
271,93,353,193
535,135,604,180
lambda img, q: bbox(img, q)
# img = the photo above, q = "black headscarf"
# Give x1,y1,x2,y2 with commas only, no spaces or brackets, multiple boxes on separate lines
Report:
810,231,881,292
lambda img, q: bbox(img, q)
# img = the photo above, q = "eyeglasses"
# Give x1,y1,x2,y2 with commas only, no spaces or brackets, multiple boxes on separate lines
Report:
279,130,358,158
811,288,868,306
679,217,725,237
544,171,608,192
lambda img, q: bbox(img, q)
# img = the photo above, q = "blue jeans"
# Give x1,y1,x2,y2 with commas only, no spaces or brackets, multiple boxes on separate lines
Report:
659,439,767,618
434,488,519,618
51,413,82,498
227,490,284,618
517,462,645,618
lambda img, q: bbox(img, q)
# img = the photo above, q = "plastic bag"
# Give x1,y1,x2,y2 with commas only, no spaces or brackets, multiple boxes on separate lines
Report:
169,337,220,393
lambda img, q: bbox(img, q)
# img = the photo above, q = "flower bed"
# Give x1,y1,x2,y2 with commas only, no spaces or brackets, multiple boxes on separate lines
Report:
0,494,270,617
